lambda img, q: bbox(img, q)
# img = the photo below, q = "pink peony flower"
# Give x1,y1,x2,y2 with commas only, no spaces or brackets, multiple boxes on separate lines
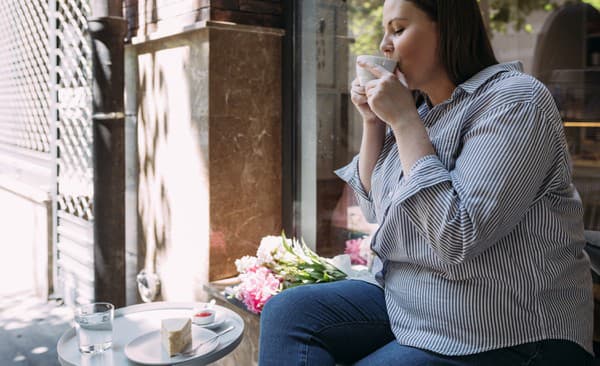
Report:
237,266,282,314
344,238,367,265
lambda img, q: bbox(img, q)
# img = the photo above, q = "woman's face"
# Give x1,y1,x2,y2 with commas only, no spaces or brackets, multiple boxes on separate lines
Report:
380,0,445,91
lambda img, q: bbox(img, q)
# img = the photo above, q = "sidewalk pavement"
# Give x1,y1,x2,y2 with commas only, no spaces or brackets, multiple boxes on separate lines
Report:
1,186,72,365
0,290,71,366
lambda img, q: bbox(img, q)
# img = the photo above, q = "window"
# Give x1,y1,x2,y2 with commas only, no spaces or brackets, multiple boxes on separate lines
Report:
288,0,600,255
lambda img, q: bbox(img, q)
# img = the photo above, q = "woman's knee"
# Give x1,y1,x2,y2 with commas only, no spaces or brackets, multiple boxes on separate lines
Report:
261,284,319,324
260,285,322,341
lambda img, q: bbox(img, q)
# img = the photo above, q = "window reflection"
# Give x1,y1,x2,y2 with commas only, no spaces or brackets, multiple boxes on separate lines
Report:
534,3,600,230
312,0,383,257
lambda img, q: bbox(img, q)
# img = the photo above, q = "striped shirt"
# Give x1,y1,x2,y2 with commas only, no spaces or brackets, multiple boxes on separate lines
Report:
335,61,594,356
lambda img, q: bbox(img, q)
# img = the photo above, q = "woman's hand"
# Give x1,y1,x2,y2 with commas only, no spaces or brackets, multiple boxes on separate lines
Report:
350,77,381,124
358,61,434,178
359,61,420,130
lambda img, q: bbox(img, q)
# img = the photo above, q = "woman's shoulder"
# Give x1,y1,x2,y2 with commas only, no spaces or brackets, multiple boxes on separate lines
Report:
472,68,558,117
458,67,563,132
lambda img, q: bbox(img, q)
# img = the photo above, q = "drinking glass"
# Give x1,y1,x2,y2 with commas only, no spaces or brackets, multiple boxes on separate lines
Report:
74,302,114,354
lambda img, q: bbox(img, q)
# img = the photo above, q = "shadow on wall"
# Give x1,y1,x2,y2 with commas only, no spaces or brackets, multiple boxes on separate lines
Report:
137,50,171,302
135,37,212,302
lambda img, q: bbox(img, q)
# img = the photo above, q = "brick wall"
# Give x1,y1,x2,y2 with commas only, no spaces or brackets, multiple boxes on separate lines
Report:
124,0,282,39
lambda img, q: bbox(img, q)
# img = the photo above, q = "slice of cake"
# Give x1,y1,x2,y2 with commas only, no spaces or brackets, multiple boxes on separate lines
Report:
161,318,192,356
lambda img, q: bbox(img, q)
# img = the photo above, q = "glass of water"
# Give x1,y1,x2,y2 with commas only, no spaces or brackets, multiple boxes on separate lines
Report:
74,302,114,354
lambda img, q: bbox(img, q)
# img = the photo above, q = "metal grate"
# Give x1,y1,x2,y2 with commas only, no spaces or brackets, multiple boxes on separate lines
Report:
0,0,95,305
52,0,95,305
55,0,94,220
0,0,51,153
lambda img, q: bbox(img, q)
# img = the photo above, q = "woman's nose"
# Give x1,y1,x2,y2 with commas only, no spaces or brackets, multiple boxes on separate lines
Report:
380,36,393,56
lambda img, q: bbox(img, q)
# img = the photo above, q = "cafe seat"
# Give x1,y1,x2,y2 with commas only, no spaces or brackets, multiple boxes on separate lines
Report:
586,230,600,274
584,230,600,362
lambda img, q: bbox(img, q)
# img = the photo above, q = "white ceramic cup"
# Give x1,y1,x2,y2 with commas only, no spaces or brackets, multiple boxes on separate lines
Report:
356,55,398,85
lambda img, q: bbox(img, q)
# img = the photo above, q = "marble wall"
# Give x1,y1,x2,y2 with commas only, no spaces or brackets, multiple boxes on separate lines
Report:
133,22,283,302
208,24,283,280
124,0,282,41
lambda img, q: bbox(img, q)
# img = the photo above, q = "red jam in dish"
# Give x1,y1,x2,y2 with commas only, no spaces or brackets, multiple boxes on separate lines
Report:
193,309,215,325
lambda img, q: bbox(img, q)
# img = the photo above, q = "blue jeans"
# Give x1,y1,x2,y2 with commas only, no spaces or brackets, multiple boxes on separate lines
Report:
258,280,593,365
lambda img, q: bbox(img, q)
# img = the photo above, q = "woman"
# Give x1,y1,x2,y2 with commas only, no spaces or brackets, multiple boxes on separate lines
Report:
259,0,594,364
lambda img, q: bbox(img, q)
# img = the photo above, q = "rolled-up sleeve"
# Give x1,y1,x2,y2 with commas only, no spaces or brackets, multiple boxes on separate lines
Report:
334,154,378,224
395,102,559,264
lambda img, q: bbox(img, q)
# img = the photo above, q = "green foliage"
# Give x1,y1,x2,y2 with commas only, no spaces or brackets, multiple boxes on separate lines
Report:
583,0,600,9
270,234,347,288
488,0,559,33
348,0,384,56
347,0,577,56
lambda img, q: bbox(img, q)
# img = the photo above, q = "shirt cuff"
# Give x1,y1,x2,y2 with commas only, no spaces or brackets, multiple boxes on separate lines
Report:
334,155,372,202
395,155,451,203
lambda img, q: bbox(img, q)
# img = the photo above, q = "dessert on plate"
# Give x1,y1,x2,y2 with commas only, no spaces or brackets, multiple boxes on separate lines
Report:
161,318,192,356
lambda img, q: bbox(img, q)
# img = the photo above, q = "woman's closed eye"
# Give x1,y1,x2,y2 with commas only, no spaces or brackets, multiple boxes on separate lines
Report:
393,28,404,35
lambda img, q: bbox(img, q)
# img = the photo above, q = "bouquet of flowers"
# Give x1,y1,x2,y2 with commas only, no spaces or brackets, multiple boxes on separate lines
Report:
227,233,347,314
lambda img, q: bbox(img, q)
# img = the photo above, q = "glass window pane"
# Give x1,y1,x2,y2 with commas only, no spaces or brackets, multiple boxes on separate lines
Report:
489,2,600,230
295,0,383,256
295,1,600,256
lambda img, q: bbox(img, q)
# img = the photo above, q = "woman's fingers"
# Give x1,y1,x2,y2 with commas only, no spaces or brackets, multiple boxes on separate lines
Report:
351,77,368,104
352,94,368,106
351,79,365,93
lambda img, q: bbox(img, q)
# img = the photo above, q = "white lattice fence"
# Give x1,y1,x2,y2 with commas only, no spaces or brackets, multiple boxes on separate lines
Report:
52,0,95,305
0,0,51,154
0,0,96,304
55,0,94,221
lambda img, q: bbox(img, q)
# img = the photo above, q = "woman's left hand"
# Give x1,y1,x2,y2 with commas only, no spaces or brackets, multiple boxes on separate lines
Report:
359,60,420,130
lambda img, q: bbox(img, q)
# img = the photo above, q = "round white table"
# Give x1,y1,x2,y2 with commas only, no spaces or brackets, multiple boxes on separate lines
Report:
57,302,244,366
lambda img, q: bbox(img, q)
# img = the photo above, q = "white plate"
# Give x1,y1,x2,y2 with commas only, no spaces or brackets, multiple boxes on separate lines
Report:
124,326,219,365
193,313,227,330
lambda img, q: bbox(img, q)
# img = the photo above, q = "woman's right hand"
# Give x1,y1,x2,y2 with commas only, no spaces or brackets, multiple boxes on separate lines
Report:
351,77,380,124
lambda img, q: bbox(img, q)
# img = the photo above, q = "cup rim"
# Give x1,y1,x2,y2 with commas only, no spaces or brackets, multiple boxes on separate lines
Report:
76,302,115,315
357,55,396,63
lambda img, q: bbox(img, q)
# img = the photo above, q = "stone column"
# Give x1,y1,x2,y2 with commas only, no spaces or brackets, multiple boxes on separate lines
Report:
132,20,283,301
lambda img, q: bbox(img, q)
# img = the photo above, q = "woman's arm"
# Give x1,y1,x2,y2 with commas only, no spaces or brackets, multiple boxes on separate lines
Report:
359,62,562,264
361,66,435,177
350,77,387,192
391,117,434,179
358,120,386,192
396,102,559,264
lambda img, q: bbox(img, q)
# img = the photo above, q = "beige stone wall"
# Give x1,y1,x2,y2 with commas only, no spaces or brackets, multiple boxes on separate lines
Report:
134,22,282,302
136,30,211,301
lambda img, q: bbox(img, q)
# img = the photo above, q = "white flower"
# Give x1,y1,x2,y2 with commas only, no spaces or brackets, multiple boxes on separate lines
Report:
235,255,258,274
257,235,295,264
224,285,242,300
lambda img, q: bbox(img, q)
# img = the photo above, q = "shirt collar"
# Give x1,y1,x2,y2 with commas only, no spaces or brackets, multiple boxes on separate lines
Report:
458,61,523,94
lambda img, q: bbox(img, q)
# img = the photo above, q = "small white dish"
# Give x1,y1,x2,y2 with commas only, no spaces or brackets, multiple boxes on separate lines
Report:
194,316,226,330
193,308,215,325
124,326,219,365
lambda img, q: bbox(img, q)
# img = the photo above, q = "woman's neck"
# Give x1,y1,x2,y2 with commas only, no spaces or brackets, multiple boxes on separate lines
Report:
423,78,456,106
